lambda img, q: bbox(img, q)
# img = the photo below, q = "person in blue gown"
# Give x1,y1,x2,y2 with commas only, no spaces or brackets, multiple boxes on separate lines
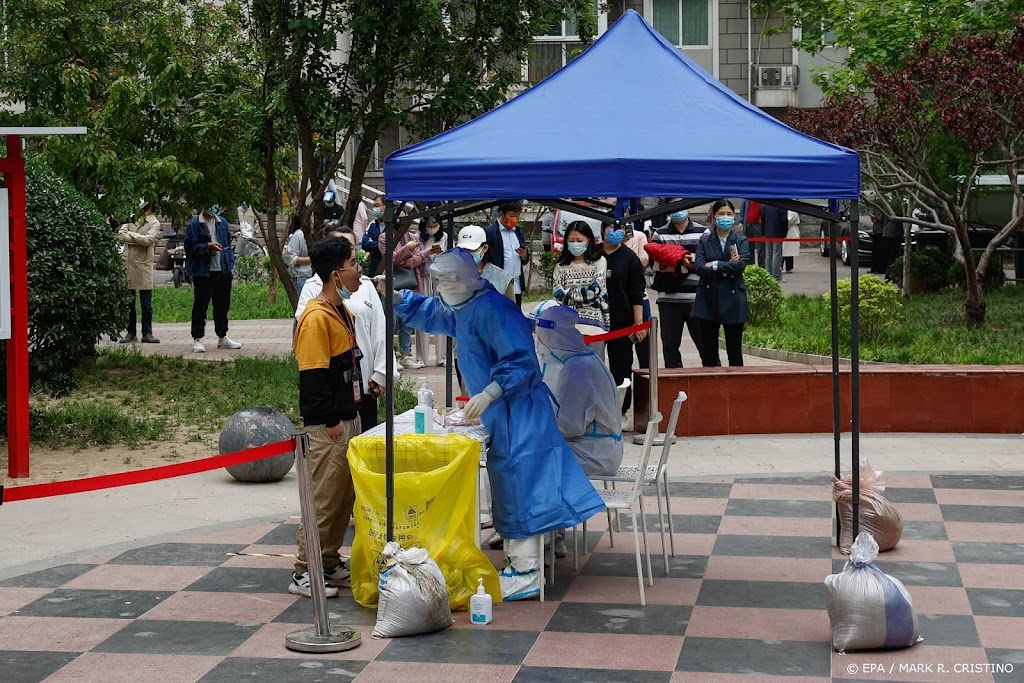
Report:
386,249,604,600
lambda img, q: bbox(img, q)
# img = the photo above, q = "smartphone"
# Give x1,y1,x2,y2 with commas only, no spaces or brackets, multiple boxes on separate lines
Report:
729,244,738,259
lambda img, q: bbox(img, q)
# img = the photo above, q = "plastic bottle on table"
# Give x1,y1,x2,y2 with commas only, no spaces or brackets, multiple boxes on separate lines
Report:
414,382,435,434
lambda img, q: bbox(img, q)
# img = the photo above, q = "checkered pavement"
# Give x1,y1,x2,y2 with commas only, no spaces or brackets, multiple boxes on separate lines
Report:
1,474,1022,682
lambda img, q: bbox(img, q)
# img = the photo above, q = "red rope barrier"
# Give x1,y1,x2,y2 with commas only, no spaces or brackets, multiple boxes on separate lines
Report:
584,320,652,345
0,438,295,504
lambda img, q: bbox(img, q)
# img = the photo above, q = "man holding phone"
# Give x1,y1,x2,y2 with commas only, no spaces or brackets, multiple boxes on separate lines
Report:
484,200,528,309
185,207,243,353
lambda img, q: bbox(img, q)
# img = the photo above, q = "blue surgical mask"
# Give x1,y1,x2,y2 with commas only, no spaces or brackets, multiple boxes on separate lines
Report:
373,207,383,219
715,216,736,231
567,242,588,257
605,229,625,246
670,210,688,223
471,250,483,264
339,285,352,300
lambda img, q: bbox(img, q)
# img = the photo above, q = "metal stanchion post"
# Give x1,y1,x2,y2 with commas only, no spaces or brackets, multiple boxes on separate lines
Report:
285,432,361,653
633,317,674,446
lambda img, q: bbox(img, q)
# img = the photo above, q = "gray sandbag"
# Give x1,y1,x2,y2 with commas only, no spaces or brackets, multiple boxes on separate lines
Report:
372,542,453,638
825,532,921,652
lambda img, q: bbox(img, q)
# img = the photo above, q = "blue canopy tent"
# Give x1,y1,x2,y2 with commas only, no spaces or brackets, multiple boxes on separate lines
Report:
378,10,865,545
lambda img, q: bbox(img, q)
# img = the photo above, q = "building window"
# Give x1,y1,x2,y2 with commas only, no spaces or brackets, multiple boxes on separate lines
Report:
527,9,593,83
651,0,709,48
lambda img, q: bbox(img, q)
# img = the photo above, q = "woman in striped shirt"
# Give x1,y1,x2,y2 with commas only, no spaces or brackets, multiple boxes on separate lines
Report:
552,221,610,331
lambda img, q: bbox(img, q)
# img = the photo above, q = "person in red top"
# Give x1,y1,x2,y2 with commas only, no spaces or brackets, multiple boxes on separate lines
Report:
738,199,765,268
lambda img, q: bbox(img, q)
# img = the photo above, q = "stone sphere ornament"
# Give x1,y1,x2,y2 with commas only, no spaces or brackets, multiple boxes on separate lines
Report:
221,406,296,483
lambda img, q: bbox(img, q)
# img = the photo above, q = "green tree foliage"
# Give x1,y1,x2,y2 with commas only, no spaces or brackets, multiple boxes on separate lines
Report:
824,275,902,343
0,158,130,403
242,0,597,306
0,0,258,223
789,19,1024,325
773,0,1024,96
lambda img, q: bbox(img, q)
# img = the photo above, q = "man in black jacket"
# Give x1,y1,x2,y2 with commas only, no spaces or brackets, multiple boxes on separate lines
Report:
761,203,789,281
483,200,529,309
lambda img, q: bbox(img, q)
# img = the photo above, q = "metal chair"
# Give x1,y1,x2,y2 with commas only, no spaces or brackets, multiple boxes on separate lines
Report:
592,414,661,605
592,391,687,575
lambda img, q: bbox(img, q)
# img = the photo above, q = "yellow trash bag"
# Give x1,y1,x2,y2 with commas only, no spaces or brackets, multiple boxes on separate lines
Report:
347,434,501,610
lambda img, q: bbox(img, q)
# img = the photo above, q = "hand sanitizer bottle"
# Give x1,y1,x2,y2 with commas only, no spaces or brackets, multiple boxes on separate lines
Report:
470,578,493,625
414,383,435,434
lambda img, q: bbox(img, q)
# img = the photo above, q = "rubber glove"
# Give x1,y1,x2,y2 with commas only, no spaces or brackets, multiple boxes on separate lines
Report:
464,382,503,420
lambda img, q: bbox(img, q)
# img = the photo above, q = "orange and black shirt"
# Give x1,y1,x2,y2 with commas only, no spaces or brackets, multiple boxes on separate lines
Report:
294,297,361,427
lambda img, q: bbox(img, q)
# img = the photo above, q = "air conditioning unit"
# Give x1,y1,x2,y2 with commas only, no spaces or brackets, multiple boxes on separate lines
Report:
753,64,800,90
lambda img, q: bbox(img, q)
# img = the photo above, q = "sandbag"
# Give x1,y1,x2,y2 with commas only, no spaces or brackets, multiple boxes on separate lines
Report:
347,434,501,610
372,542,453,638
825,532,921,652
833,458,903,554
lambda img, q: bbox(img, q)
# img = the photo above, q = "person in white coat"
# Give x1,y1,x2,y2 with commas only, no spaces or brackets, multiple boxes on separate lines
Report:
532,301,624,477
783,209,801,273
296,226,400,428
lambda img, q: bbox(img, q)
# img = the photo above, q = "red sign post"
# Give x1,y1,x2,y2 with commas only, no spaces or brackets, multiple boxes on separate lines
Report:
1,135,29,478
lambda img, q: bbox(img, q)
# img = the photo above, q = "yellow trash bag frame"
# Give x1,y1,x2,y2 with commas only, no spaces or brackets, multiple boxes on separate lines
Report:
347,433,501,610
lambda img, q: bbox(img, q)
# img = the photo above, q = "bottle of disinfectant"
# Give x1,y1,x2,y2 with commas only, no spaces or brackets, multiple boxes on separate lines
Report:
470,578,493,625
414,383,435,434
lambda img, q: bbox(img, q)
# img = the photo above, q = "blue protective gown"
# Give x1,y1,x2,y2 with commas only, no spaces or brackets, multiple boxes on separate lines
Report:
395,286,605,539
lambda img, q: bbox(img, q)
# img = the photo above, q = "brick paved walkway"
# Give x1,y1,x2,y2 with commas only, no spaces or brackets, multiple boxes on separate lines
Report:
2,473,1022,682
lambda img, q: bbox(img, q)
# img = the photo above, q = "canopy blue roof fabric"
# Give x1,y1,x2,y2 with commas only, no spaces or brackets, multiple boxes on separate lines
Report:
384,10,859,202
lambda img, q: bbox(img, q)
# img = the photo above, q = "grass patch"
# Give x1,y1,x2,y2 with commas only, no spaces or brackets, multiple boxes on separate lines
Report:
744,285,1024,364
151,282,294,322
29,347,418,450
30,401,170,449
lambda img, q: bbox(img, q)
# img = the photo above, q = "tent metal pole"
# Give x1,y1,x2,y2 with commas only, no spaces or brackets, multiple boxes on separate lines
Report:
445,203,455,407
383,201,398,542
849,201,862,541
828,200,842,548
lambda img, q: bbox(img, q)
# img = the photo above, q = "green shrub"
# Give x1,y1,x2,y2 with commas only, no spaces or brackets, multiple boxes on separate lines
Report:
744,265,784,326
0,158,129,401
536,250,557,291
948,255,1005,292
887,246,953,293
377,377,418,424
824,275,902,342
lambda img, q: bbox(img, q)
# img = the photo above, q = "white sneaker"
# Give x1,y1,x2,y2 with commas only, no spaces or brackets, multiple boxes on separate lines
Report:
401,357,425,370
192,339,206,353
288,571,340,598
323,561,351,588
218,336,242,350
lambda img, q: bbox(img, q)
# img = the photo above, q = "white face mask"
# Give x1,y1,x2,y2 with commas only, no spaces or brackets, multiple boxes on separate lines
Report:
427,226,440,236
436,279,473,308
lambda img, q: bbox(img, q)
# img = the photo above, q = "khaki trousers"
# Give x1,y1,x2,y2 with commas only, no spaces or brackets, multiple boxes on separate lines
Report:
294,417,361,574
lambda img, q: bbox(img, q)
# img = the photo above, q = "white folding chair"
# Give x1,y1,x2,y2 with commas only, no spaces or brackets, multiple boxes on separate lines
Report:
591,414,660,605
591,391,687,574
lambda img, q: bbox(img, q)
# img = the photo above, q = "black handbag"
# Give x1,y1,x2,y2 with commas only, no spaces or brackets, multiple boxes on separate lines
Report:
392,266,418,291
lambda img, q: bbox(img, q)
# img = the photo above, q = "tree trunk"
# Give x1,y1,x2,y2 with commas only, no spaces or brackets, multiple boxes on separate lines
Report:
261,117,298,309
342,122,382,228
956,224,985,326
901,220,913,298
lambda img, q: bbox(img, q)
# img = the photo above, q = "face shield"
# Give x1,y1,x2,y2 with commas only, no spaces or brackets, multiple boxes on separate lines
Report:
429,249,486,308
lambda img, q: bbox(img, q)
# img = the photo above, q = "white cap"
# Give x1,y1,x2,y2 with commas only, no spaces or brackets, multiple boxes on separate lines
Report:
457,225,486,250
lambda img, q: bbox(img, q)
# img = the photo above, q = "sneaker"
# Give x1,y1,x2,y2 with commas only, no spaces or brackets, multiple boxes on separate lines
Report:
288,571,340,598
192,339,206,353
437,359,446,367
486,531,504,549
218,336,242,350
323,561,351,588
401,357,425,370
140,334,160,344
553,533,568,558
118,335,137,344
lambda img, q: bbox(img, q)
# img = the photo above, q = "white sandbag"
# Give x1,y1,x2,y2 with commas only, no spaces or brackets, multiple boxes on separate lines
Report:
372,542,453,638
825,532,921,652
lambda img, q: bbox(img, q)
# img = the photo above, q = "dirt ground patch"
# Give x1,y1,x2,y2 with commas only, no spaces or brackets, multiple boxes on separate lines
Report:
2,426,219,487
